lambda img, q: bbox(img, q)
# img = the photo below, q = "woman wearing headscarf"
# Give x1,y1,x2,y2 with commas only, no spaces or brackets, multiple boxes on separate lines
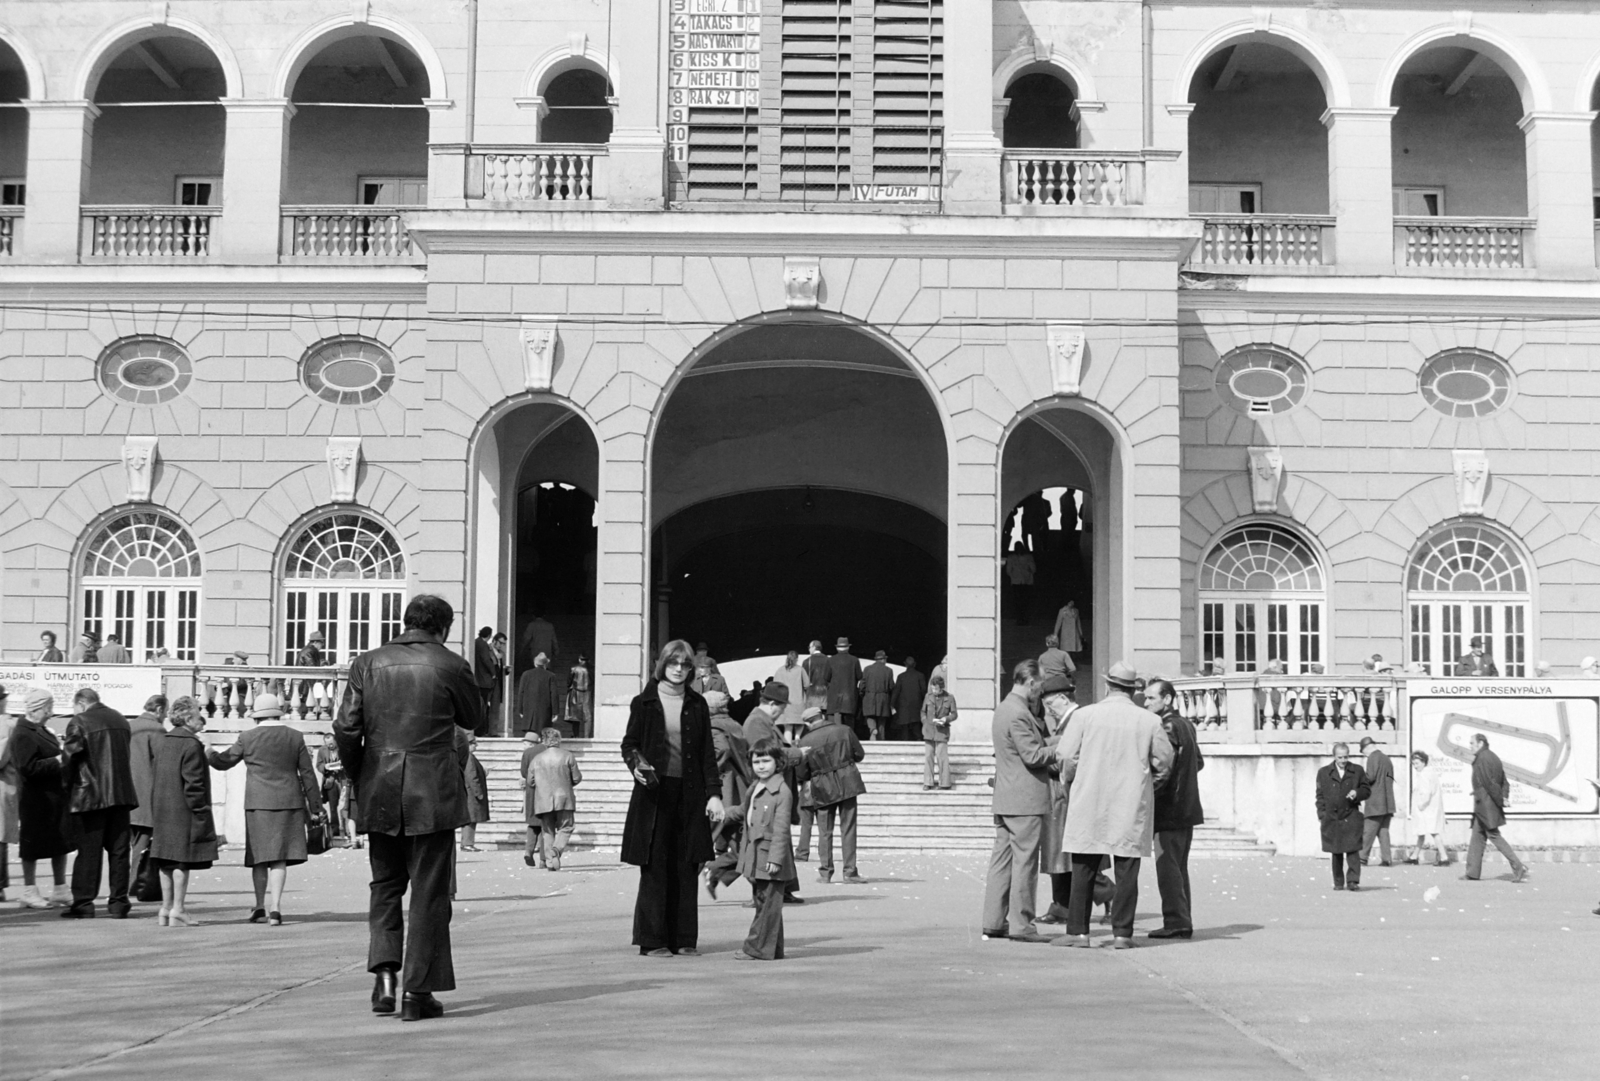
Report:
147,695,217,925
8,687,71,908
621,638,724,956
207,693,323,924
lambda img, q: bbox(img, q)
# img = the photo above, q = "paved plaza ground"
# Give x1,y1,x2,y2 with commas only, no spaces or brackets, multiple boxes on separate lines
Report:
2,847,1596,1081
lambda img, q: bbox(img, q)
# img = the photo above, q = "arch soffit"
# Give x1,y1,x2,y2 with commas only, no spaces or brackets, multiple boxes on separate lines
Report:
272,13,448,100
523,41,618,98
1171,22,1349,108
0,23,46,99
1000,398,1131,475
1373,23,1550,113
468,394,604,486
1181,473,1357,569
74,15,243,100
993,45,1095,102
648,311,956,454
1573,46,1600,111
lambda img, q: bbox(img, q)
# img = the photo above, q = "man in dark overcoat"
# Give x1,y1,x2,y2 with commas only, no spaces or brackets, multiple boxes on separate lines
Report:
824,636,863,738
859,651,895,741
794,705,867,885
335,594,483,1021
1359,736,1396,867
1147,678,1203,939
515,652,563,737
1315,742,1371,891
889,656,927,741
126,694,168,903
802,640,830,711
62,687,139,918
1464,733,1528,882
472,627,498,729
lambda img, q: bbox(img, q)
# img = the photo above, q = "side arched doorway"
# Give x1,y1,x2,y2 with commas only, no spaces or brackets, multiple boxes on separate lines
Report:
472,401,599,736
650,317,949,711
1000,407,1123,699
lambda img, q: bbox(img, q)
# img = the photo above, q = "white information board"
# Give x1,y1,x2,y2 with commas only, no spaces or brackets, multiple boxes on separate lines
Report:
0,664,166,718
1407,678,1600,816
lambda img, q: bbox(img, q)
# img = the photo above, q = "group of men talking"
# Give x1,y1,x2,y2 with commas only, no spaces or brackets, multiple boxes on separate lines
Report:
982,660,1204,948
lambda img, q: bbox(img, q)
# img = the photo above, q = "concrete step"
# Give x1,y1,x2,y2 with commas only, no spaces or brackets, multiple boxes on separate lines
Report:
470,739,1277,857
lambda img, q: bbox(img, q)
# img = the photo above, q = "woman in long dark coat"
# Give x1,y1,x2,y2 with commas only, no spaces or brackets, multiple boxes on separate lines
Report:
459,730,490,851
1314,742,1371,891
621,638,724,956
8,688,72,908
207,693,321,925
148,696,217,925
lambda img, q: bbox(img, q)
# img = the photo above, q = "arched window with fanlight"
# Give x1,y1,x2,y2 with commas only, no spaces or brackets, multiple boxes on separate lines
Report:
1199,524,1326,674
80,512,202,661
1406,523,1529,676
280,513,406,664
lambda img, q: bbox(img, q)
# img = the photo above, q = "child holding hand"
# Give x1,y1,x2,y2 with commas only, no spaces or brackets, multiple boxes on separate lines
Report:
734,738,796,961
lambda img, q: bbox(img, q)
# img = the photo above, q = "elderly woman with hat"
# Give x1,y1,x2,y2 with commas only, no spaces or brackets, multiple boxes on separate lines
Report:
208,692,324,925
148,696,217,925
7,686,72,908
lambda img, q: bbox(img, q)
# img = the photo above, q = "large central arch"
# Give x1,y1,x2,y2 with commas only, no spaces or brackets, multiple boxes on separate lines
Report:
649,314,950,693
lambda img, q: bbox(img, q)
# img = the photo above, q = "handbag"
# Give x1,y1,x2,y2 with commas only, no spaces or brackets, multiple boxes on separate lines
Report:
306,815,332,855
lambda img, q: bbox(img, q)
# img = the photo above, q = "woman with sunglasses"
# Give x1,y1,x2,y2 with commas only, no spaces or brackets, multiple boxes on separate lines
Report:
620,638,725,956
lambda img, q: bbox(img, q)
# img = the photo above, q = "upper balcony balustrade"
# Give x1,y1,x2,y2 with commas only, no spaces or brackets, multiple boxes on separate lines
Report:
1172,672,1403,744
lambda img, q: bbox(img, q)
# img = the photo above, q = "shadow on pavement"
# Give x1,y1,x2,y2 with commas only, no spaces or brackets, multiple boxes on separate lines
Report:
1155,923,1265,944
446,979,667,1017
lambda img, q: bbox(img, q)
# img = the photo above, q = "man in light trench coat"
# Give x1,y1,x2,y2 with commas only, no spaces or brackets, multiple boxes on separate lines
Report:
1053,662,1173,950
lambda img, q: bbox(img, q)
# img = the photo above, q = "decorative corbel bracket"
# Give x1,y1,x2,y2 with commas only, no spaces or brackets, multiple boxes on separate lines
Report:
1247,446,1284,513
1453,449,1489,516
783,256,821,310
1047,323,1086,396
521,319,559,391
122,436,159,502
326,437,362,503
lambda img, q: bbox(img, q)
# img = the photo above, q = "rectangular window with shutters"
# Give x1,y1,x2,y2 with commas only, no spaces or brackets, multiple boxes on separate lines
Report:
1201,602,1224,669
1233,603,1257,672
283,590,309,665
144,590,167,656
1264,603,1288,667
869,0,943,190
113,589,137,652
316,592,341,661
175,590,199,661
1440,604,1463,673
82,589,104,645
1409,604,1431,672
381,592,404,645
1502,604,1526,677
1298,604,1321,672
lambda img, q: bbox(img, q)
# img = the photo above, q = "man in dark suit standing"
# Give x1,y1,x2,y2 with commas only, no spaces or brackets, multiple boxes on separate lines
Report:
472,627,498,730
1359,736,1395,867
61,687,139,918
515,652,563,737
336,594,484,1022
1464,733,1528,883
1455,636,1498,677
1147,678,1203,939
1315,743,1371,891
825,637,863,739
981,660,1053,942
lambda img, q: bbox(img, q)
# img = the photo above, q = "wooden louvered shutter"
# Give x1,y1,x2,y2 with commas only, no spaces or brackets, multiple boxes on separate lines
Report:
775,0,854,201
869,0,942,192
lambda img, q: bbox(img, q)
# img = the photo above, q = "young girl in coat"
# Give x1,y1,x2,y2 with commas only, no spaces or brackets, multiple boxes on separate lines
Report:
734,738,795,961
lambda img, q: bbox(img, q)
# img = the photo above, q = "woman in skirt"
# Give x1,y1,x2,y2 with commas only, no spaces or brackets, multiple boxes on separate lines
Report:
148,696,217,925
7,687,73,908
208,692,323,925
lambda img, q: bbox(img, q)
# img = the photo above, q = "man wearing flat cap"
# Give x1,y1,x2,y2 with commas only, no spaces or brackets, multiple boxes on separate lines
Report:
1053,662,1173,949
794,690,868,885
859,650,895,741
1455,637,1498,677
825,637,864,739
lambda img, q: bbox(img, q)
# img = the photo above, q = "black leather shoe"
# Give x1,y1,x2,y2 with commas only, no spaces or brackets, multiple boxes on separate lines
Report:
400,992,444,1022
371,969,398,1014
1148,927,1193,939
60,906,93,919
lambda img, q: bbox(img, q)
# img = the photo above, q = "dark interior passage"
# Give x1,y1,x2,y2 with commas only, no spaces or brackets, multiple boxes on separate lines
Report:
514,482,596,681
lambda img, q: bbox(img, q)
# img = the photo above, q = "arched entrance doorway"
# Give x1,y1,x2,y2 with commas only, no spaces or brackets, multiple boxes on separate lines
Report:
650,317,949,689
472,400,599,736
1000,407,1122,699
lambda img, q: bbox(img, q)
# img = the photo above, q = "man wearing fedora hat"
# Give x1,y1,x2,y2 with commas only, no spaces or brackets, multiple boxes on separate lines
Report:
1053,662,1173,949
1455,637,1498,677
824,637,864,739
860,650,895,741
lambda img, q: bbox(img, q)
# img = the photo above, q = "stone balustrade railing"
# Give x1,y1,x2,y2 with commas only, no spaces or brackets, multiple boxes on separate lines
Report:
1171,674,1403,741
178,664,348,726
81,206,219,260
280,206,421,262
1190,214,1335,268
466,144,607,203
1001,150,1145,208
1395,216,1532,270
0,207,18,257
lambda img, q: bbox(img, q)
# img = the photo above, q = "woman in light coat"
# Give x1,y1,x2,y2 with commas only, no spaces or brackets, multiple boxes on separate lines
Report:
1407,750,1449,865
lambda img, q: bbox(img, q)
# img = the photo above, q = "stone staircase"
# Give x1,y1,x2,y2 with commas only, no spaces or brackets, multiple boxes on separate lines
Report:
474,738,1275,857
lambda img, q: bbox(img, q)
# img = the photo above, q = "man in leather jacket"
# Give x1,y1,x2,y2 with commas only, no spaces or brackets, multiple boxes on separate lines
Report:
794,707,868,884
62,687,138,918
335,594,483,1022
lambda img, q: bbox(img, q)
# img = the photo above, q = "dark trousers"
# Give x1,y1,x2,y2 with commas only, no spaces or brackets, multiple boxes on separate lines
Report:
816,797,858,879
796,808,814,858
1049,870,1071,908
1361,814,1393,864
1068,853,1138,937
632,777,700,953
1466,820,1526,879
128,825,160,902
367,829,456,993
982,814,1043,935
1154,827,1194,931
70,807,131,914
743,879,786,960
1330,851,1361,888
322,778,345,836
707,839,742,889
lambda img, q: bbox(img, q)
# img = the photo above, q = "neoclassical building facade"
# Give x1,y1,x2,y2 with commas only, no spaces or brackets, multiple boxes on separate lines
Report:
2,0,1599,746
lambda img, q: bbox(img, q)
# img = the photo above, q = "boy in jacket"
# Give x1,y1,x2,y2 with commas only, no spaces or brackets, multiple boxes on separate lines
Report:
733,738,795,960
